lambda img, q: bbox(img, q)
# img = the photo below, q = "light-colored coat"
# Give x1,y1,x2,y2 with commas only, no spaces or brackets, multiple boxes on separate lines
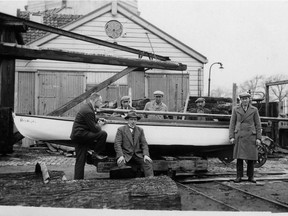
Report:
229,105,262,160
114,125,150,162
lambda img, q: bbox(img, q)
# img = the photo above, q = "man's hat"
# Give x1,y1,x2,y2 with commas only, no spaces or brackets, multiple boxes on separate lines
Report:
124,110,141,120
153,90,164,96
121,95,130,102
239,92,251,98
195,97,205,103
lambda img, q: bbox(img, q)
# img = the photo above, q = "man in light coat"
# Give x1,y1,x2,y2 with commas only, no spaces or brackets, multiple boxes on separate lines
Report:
229,92,262,183
144,90,168,119
114,110,154,177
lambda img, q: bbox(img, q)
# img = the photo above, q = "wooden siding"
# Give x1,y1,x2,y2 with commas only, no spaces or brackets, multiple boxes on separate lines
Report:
86,71,127,85
17,72,35,114
128,71,145,100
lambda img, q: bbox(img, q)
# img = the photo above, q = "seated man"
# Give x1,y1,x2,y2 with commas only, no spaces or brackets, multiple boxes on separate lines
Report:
112,95,135,118
114,111,154,177
70,92,108,180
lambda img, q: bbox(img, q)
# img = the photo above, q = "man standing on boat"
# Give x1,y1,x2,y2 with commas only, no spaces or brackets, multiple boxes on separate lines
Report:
112,95,135,118
70,92,108,180
188,97,211,120
229,92,262,183
114,111,154,177
143,90,168,119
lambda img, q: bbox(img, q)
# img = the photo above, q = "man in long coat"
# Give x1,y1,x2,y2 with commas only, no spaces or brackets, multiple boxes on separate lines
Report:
70,92,108,179
114,110,154,177
229,92,262,183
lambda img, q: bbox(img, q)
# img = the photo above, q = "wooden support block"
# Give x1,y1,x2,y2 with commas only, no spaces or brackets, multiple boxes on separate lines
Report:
21,137,34,147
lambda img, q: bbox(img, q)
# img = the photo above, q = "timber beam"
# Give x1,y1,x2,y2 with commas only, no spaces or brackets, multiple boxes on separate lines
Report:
0,12,170,61
0,43,187,71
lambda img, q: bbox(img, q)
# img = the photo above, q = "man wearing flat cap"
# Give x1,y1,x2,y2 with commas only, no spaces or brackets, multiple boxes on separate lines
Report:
144,90,168,119
114,111,154,177
188,97,211,120
112,95,135,118
229,91,262,183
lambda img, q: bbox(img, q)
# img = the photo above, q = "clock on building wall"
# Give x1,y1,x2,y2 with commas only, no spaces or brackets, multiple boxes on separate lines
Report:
105,20,123,39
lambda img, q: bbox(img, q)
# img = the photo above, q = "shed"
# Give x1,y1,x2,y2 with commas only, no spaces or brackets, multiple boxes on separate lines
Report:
15,0,207,116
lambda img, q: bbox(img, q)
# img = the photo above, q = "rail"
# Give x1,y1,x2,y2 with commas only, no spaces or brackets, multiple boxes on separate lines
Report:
99,108,288,122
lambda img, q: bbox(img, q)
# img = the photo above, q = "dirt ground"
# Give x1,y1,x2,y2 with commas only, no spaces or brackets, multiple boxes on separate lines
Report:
1,143,288,214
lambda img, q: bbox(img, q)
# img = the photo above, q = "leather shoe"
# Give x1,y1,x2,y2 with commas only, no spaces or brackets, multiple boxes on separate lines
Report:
93,153,108,160
234,177,242,183
248,177,256,183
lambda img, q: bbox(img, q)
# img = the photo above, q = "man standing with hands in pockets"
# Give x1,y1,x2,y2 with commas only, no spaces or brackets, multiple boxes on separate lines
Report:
114,110,154,177
229,92,262,183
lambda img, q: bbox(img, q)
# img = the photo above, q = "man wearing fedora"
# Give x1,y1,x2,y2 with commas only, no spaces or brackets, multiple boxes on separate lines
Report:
229,92,262,183
114,111,154,177
144,90,168,119
112,95,135,118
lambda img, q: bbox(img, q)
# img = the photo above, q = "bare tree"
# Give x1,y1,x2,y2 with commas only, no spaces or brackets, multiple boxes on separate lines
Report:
238,75,266,99
265,74,288,102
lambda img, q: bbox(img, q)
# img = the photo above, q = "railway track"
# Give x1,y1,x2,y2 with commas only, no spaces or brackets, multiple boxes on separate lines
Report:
176,181,288,212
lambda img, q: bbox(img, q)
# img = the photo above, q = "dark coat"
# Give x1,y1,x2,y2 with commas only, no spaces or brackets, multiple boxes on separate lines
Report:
229,105,262,160
70,102,101,141
188,107,212,120
114,125,150,162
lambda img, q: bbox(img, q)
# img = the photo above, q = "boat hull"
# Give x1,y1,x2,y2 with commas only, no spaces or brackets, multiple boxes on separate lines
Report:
13,114,231,147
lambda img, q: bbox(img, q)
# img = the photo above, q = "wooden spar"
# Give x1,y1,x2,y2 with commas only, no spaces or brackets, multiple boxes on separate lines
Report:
0,43,187,71
0,12,170,61
99,108,288,122
48,67,138,116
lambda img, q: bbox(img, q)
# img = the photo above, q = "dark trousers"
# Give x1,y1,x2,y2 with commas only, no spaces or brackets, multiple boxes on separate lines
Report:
236,159,254,178
126,155,154,177
74,130,107,180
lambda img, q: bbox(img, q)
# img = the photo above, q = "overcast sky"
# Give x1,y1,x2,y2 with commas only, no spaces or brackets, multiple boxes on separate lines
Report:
1,0,288,94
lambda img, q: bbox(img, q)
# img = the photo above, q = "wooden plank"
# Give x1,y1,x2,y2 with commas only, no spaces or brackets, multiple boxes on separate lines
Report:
0,43,187,71
47,67,137,116
0,12,170,61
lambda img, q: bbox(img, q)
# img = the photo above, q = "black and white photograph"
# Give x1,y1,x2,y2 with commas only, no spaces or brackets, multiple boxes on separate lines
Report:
1,0,288,215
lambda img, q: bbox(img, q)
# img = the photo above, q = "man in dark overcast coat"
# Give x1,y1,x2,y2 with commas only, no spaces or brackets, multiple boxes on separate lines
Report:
70,92,107,180
229,92,262,183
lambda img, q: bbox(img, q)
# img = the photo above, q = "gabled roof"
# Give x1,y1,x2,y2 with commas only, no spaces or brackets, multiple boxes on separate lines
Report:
19,2,207,64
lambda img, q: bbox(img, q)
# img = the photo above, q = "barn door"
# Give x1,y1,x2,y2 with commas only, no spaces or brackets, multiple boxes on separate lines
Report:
38,72,85,116
17,72,35,114
147,73,189,111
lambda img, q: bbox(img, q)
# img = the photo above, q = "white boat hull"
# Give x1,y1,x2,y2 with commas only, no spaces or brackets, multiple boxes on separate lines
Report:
13,114,231,147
